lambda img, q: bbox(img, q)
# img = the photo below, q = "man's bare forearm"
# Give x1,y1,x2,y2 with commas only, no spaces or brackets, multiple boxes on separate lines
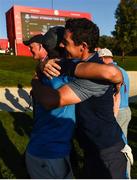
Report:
75,62,123,84
31,79,60,109
31,79,81,110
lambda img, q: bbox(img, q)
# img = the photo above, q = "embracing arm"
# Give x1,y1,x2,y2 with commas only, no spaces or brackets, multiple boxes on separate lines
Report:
74,62,123,84
42,59,123,84
32,75,108,110
31,79,81,110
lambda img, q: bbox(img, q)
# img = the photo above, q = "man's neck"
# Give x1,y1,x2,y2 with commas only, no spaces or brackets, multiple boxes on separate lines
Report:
40,55,48,62
82,52,95,61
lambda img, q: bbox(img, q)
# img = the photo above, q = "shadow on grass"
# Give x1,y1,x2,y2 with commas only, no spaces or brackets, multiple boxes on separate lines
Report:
17,84,31,105
0,121,28,178
11,112,33,137
129,95,137,103
70,139,84,178
5,88,25,112
128,103,137,178
0,112,33,178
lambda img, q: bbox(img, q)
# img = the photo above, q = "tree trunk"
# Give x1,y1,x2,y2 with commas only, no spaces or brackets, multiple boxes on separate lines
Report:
122,50,125,62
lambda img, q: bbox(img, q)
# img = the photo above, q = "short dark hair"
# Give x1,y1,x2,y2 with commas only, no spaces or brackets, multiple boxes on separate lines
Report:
65,18,99,53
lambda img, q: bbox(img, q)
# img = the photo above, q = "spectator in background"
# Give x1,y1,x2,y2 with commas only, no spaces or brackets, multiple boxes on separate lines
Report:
98,48,131,137
98,48,133,178
23,34,48,117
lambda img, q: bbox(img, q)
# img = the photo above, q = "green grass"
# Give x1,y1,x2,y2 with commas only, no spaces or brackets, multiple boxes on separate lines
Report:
0,55,37,87
0,103,137,178
115,56,137,71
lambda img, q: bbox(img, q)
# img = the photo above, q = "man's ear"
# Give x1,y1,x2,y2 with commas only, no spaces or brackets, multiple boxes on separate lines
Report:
39,44,42,51
82,42,88,49
80,42,88,52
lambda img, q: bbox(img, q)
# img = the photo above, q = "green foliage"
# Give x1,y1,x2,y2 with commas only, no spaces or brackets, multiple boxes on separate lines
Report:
113,0,137,55
99,35,117,50
99,36,120,54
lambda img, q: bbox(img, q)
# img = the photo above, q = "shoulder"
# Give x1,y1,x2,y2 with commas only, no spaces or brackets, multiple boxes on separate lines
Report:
118,66,129,77
88,52,103,64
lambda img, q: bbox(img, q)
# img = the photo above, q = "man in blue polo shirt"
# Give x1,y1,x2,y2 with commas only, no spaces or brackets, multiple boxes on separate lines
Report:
24,27,76,179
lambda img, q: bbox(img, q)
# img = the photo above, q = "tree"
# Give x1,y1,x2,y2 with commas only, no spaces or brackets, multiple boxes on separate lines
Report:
112,0,137,57
99,36,117,52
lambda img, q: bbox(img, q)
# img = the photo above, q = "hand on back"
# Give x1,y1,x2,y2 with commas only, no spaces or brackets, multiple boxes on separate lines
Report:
42,59,61,79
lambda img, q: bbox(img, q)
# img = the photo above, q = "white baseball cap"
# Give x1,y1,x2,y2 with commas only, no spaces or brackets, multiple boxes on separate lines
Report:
98,48,113,57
